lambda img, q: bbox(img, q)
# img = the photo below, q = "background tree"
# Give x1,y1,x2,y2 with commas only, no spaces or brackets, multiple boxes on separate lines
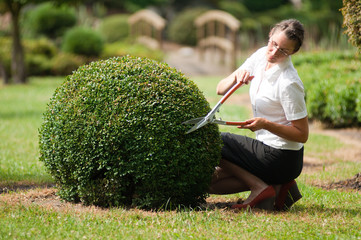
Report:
341,0,361,53
0,0,79,84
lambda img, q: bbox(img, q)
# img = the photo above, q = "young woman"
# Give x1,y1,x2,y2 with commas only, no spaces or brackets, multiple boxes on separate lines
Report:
210,19,308,211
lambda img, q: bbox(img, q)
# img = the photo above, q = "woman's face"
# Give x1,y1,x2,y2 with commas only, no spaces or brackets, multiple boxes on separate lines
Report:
266,30,296,64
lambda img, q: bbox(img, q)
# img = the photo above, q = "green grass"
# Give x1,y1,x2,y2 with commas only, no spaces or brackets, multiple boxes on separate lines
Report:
0,78,63,184
0,68,360,239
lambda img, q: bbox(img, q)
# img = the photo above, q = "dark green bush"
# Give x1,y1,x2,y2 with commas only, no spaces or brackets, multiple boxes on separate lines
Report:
39,55,222,209
98,14,130,43
218,0,250,19
167,7,209,46
62,27,104,57
25,3,76,39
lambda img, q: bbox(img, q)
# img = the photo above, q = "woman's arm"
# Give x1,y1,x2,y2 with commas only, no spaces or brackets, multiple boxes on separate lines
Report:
238,116,309,143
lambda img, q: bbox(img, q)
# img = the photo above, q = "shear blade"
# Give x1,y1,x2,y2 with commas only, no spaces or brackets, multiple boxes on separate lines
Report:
185,118,209,134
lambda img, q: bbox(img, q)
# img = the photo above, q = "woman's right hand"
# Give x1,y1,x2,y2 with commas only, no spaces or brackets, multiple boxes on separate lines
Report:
234,69,252,85
217,69,252,95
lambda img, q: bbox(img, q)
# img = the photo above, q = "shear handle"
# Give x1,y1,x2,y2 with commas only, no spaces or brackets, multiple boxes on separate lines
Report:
220,76,254,104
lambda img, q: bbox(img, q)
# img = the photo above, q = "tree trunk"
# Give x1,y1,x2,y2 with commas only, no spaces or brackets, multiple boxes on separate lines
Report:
0,61,10,84
9,2,27,84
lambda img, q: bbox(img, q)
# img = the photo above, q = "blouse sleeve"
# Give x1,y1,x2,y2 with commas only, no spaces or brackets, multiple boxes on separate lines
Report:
280,78,308,121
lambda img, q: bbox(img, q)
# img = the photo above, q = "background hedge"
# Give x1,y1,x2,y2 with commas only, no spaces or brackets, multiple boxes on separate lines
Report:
62,27,104,57
294,51,361,128
39,55,222,209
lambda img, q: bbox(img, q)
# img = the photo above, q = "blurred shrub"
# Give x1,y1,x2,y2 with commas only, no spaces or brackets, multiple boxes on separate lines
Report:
324,81,359,127
51,52,87,76
341,0,361,52
24,37,58,57
218,0,250,19
62,27,104,57
167,7,209,46
102,41,164,62
26,54,52,76
98,14,130,43
294,51,361,127
25,2,76,39
39,55,222,209
24,38,57,76
243,0,287,12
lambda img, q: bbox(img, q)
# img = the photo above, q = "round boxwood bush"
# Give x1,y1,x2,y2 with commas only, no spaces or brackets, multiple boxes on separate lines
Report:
25,2,76,39
62,27,104,57
39,55,222,209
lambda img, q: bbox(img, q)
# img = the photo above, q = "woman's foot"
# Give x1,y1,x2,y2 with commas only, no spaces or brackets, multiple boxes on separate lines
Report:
231,185,276,210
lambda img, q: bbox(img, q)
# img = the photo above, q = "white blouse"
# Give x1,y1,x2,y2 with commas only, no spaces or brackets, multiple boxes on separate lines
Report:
239,47,307,150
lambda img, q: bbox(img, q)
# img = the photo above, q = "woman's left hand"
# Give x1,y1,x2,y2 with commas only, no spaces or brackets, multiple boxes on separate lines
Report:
237,117,267,132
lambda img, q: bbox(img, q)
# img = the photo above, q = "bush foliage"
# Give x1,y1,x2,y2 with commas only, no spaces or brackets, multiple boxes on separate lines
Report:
39,56,222,209
341,0,361,52
25,3,77,39
62,27,104,57
294,51,361,127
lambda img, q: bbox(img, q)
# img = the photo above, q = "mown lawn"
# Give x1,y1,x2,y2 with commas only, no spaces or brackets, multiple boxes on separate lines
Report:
0,51,360,239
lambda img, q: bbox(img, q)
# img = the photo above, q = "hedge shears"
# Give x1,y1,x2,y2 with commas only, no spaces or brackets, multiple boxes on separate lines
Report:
183,76,254,134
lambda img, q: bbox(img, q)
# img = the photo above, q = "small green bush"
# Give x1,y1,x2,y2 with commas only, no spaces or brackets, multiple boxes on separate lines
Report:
39,56,222,209
167,7,209,46
62,27,104,57
25,2,76,38
98,14,130,43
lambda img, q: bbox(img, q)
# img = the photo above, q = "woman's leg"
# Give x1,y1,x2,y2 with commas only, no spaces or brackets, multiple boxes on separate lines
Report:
219,158,270,205
209,160,249,194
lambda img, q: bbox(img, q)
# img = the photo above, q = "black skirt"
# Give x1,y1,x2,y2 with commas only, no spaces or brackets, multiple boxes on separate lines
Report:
221,132,304,184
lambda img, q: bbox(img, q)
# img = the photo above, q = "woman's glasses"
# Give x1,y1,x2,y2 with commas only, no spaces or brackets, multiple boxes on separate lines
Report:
268,40,290,56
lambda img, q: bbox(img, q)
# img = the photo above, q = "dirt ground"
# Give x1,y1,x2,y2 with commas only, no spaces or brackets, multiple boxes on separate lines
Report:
1,42,360,211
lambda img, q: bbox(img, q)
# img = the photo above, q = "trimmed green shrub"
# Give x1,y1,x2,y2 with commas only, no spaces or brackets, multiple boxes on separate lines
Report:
98,14,130,43
62,27,104,57
39,55,222,209
25,2,76,39
341,0,361,52
167,7,209,46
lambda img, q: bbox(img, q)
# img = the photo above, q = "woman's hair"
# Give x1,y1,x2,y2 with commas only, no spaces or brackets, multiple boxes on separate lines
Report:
269,19,304,53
